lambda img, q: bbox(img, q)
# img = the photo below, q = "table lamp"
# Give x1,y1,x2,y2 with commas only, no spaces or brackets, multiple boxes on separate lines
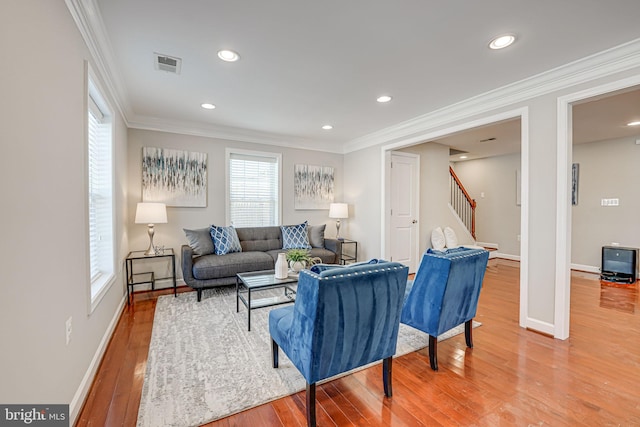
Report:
329,203,348,240
135,202,167,255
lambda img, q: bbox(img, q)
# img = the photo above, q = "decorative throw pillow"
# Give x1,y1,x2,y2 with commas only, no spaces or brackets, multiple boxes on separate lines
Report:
443,226,459,248
431,226,446,250
281,221,312,249
183,228,215,255
210,225,242,255
307,224,326,248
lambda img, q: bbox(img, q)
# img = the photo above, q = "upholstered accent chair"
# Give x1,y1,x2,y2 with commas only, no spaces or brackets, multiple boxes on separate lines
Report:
401,247,489,371
269,260,409,427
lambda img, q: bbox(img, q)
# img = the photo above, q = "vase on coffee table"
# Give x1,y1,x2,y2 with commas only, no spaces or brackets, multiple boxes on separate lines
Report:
275,253,288,279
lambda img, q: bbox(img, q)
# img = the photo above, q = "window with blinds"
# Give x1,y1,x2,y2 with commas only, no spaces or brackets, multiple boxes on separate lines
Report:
228,151,281,227
88,76,114,307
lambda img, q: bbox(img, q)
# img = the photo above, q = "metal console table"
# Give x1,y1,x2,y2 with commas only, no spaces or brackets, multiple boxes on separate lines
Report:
337,239,358,265
125,248,176,304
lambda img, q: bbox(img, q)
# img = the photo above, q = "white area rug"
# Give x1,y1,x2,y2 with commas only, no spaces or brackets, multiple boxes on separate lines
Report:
137,286,478,427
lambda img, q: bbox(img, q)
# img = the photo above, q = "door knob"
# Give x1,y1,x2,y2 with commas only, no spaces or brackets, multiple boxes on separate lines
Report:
412,219,418,224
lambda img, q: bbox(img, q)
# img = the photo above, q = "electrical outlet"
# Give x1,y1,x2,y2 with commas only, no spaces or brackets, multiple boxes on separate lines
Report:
65,317,73,345
517,234,521,242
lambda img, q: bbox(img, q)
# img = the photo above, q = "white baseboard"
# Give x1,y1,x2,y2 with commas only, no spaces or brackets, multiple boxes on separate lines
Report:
70,294,126,424
524,317,555,336
476,241,499,249
570,263,599,274
487,257,599,273
493,252,521,261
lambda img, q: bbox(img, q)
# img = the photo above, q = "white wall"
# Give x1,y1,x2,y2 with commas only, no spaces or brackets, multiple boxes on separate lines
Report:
452,152,522,256
400,143,472,253
127,128,344,282
0,0,128,419
571,136,640,268
452,134,640,268
343,145,383,261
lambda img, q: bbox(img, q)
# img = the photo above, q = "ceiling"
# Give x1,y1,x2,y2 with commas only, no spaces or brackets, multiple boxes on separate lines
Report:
93,0,640,153
439,87,640,162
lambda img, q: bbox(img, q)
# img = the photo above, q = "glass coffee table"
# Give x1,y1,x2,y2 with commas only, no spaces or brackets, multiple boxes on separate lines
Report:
236,270,298,331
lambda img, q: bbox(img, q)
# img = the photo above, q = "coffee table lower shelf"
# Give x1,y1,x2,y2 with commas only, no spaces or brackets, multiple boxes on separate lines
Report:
236,270,298,331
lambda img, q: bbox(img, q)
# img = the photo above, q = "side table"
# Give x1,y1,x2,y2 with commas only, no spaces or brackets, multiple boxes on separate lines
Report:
337,239,358,265
125,248,176,304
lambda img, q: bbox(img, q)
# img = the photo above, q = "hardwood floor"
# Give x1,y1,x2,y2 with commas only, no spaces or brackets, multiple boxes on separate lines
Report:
76,260,640,426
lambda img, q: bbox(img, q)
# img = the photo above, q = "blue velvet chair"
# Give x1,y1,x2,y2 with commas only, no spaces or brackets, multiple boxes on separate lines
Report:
401,247,489,371
269,260,409,427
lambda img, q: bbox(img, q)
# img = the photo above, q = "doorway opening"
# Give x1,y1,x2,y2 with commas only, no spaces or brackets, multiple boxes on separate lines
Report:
556,78,640,339
382,107,529,327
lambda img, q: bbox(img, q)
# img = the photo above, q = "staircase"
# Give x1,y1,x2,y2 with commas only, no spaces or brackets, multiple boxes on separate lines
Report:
449,166,476,240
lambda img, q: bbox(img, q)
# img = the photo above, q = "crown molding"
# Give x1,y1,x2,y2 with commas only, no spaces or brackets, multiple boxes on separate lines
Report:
344,38,640,154
65,0,344,152
67,1,640,153
65,0,131,124
127,116,345,154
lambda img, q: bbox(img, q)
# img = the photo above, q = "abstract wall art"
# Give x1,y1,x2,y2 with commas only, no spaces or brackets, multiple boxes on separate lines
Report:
572,163,579,206
294,164,334,209
142,147,208,207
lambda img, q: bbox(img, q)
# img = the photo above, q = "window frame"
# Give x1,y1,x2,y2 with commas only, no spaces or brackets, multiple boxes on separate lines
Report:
225,148,282,227
87,65,116,313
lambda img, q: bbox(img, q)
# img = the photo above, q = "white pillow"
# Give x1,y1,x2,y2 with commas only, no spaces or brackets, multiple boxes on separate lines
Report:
444,226,459,248
431,227,446,250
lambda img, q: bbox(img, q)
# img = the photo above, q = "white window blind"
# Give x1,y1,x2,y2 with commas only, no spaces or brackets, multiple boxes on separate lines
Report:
229,152,280,227
88,81,114,304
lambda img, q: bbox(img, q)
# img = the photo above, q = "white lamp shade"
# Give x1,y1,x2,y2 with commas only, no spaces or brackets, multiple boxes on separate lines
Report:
135,202,167,224
329,203,348,219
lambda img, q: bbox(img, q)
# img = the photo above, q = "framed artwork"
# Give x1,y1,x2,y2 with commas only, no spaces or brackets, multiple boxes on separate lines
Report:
294,164,334,209
572,163,579,206
142,147,208,207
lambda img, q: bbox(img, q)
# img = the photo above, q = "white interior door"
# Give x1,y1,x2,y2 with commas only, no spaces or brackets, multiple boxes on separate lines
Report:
389,152,419,272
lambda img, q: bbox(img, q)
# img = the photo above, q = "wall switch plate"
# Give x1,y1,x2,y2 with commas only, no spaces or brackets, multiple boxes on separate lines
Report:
65,317,72,345
601,198,620,206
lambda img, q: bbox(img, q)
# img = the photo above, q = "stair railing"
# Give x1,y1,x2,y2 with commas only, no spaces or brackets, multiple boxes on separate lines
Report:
449,166,476,240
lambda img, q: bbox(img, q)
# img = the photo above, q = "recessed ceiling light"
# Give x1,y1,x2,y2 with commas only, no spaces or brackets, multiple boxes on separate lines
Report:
627,120,640,126
217,50,240,62
489,34,516,50
201,103,216,110
460,155,468,159
377,95,392,103
322,125,333,130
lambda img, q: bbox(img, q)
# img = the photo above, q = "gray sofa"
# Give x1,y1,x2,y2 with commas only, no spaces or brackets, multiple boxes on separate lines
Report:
181,225,341,301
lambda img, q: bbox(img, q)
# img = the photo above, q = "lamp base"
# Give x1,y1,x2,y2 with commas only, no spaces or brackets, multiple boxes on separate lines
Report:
144,224,157,256
335,220,341,240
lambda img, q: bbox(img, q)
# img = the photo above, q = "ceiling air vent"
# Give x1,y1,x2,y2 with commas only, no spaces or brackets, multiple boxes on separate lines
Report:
449,148,467,156
154,53,182,74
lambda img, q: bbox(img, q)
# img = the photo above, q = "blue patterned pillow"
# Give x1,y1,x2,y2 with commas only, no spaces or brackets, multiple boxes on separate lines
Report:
210,225,242,255
281,221,312,250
